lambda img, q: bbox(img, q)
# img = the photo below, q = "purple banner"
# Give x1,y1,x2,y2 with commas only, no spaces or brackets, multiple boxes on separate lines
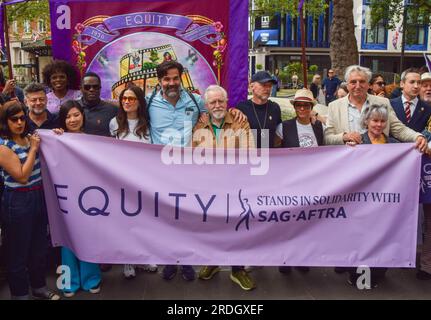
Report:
78,13,220,46
39,130,421,267
48,0,248,107
420,155,431,203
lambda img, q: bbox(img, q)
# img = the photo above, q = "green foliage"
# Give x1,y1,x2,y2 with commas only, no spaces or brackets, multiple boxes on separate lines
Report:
369,0,431,44
253,0,328,19
256,63,263,70
149,50,159,64
284,62,302,80
309,64,319,73
142,62,158,70
6,0,50,31
278,70,289,83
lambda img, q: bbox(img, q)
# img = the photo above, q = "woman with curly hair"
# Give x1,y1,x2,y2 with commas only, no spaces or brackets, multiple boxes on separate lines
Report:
42,60,81,115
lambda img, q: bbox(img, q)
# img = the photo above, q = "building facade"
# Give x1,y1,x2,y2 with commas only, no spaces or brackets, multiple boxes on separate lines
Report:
249,0,430,78
7,18,52,85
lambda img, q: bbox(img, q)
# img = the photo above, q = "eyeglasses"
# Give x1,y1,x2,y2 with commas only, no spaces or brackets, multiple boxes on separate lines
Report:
121,96,138,103
9,115,26,123
83,84,101,90
375,81,386,87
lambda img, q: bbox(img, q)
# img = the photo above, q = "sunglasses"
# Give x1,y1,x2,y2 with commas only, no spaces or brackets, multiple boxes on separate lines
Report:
9,115,26,123
83,84,101,90
375,81,386,87
294,104,312,110
122,96,138,103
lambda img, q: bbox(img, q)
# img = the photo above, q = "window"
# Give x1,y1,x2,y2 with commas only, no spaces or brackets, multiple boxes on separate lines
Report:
38,20,46,33
405,11,427,48
23,20,31,34
12,21,18,33
364,8,385,44
361,5,387,49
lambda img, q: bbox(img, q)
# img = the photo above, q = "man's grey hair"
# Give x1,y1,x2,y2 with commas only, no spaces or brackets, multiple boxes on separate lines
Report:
204,84,228,102
360,104,389,129
344,65,372,83
24,82,47,96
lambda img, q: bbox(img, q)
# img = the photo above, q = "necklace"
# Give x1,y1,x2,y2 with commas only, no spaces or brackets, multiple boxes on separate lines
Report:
252,101,269,137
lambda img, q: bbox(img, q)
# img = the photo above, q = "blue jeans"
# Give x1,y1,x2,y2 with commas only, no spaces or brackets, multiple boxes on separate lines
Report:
1,188,48,297
61,247,101,293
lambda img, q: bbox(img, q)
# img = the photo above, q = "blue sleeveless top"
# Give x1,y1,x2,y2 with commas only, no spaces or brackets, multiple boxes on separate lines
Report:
1,139,42,189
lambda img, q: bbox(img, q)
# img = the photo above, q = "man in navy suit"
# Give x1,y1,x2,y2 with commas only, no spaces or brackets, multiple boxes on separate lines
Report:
393,70,431,282
390,68,431,132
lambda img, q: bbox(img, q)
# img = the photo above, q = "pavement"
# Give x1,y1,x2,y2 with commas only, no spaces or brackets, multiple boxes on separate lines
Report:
0,261,430,300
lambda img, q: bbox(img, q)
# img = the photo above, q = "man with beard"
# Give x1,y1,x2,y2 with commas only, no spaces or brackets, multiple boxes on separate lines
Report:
78,72,117,137
147,60,205,282
192,85,256,290
421,72,431,105
419,72,431,281
235,71,282,148
24,83,58,133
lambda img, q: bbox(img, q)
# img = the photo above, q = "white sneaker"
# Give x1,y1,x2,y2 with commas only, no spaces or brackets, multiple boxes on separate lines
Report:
123,264,136,279
139,264,158,273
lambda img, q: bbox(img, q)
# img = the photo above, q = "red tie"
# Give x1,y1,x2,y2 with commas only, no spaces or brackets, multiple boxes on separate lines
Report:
405,101,411,123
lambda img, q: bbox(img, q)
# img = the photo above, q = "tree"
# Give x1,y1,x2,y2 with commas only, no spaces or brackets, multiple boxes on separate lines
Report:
369,0,430,32
369,0,431,72
253,0,359,79
6,0,50,31
253,0,328,19
329,0,358,79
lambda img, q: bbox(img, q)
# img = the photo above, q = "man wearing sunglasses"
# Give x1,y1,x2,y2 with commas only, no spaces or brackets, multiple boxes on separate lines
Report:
78,72,117,137
24,83,58,133
390,68,431,133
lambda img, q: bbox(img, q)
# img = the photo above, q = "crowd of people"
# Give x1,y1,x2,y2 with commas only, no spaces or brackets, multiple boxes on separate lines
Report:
0,58,430,299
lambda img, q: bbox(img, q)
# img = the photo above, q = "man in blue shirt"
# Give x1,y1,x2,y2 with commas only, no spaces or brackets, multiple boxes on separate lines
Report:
148,61,205,147
147,61,203,282
322,69,341,105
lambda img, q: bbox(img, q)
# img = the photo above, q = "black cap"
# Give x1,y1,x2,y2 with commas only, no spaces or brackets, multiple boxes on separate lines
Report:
251,71,277,84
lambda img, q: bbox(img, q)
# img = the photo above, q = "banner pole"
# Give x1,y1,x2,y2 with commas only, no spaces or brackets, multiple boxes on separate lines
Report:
3,1,13,79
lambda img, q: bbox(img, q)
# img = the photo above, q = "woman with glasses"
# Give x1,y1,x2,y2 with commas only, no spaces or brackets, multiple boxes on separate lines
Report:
54,100,102,298
276,89,324,148
42,60,82,115
368,74,387,98
109,85,156,279
274,89,324,275
0,101,60,300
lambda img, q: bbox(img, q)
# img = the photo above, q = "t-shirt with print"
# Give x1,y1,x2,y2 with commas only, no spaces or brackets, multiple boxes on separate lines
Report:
296,121,318,147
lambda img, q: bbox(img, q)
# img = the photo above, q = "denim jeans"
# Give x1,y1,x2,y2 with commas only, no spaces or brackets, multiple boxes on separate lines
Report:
1,188,48,297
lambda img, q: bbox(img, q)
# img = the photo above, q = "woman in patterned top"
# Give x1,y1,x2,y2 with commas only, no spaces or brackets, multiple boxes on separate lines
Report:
0,101,60,300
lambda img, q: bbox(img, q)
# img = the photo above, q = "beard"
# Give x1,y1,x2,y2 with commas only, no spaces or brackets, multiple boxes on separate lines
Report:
165,86,180,99
211,110,226,121
31,107,46,116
